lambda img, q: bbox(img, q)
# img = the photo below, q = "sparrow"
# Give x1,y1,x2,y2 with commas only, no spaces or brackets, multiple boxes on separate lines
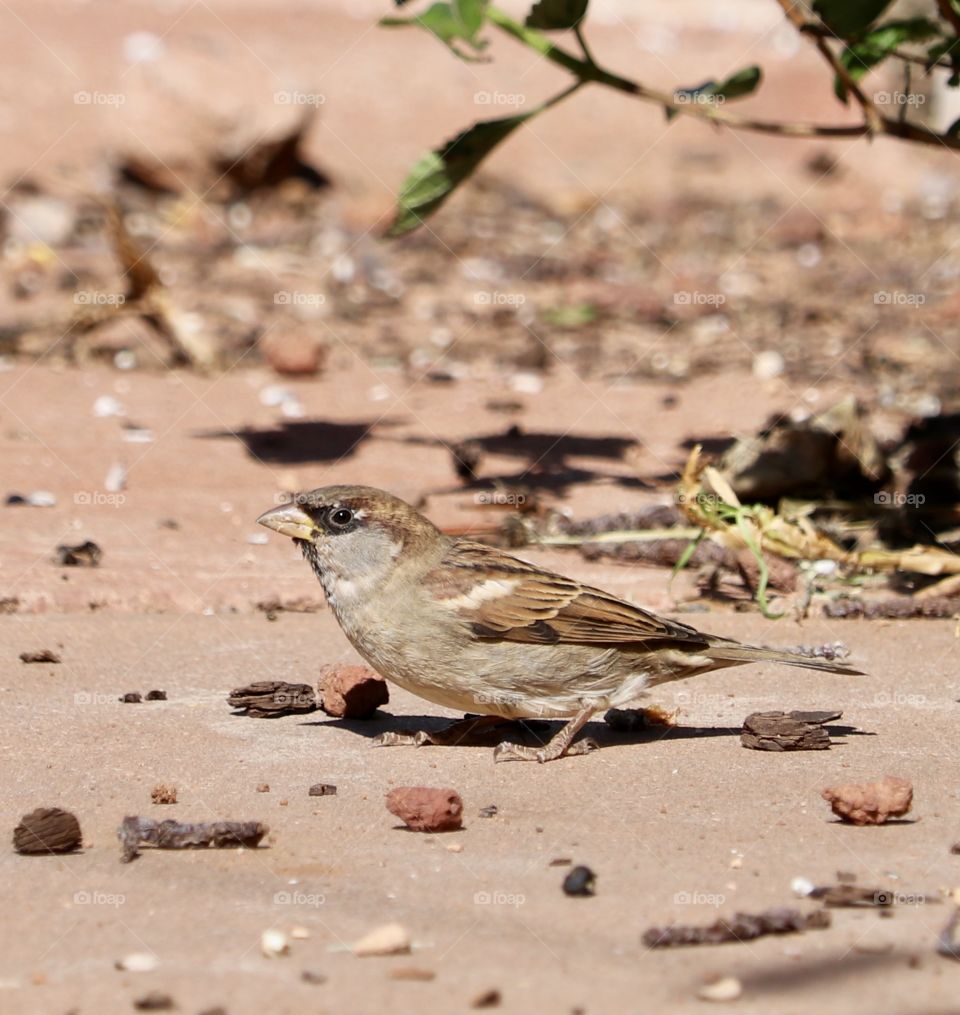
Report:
257,485,860,763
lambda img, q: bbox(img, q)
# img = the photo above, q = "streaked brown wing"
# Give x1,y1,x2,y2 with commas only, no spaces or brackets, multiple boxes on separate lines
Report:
427,541,708,647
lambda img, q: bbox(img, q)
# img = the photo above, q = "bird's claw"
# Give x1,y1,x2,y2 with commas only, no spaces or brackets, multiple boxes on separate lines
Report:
372,730,433,748
492,736,599,763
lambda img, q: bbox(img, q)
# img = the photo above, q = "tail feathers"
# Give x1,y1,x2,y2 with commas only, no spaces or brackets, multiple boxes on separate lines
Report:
705,643,864,675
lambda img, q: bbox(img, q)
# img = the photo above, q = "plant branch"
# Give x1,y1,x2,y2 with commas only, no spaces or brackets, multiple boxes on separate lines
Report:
486,5,960,151
774,0,883,134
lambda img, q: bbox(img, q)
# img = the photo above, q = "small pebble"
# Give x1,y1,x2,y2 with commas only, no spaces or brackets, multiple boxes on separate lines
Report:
120,692,142,703
133,992,174,1011
791,876,815,898
115,953,158,972
256,784,270,793
308,783,337,797
145,690,167,701
261,929,290,957
472,988,502,1008
352,922,411,957
93,395,125,418
389,966,435,982
386,787,463,833
478,805,498,819
562,865,596,897
301,969,327,985
698,975,742,1002
290,926,311,940
446,843,463,853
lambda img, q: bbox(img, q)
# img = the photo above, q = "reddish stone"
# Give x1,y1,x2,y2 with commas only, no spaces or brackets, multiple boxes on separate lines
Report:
318,665,388,719
386,786,463,832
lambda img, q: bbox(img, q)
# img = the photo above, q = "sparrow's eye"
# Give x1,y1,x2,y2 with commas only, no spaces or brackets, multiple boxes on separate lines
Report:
328,507,354,529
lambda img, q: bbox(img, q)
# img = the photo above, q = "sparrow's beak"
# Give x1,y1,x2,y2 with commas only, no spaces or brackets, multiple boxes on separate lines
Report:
256,503,317,541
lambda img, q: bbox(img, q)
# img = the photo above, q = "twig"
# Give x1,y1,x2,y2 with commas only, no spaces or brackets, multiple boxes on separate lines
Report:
775,0,883,134
487,6,960,151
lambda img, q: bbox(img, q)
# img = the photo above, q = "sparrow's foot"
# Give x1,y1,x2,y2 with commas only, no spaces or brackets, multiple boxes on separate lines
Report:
493,705,598,763
493,736,599,763
372,730,434,748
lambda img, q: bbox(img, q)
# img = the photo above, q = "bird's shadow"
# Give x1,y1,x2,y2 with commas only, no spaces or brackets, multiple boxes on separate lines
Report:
300,712,868,752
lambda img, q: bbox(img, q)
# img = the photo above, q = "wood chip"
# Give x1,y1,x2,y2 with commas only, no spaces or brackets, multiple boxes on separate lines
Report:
227,680,316,717
19,649,61,664
13,807,82,854
741,710,842,751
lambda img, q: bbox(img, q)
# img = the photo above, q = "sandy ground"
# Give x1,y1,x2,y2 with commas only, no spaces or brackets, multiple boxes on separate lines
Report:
3,1,960,1013
2,363,960,1015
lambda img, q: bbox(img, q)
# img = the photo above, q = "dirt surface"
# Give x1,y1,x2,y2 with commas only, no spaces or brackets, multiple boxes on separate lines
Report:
3,1,960,1013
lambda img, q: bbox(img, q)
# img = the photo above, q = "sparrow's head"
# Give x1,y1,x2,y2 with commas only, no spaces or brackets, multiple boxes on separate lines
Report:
257,485,441,589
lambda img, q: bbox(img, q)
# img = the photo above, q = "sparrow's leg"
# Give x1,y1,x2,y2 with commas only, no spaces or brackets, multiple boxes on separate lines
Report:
373,714,514,749
493,705,598,763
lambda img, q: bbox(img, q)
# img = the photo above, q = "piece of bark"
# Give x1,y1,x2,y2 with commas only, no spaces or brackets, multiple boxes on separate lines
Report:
741,710,842,752
734,547,798,594
318,665,388,719
386,787,463,832
808,884,932,908
13,807,82,854
824,597,959,619
643,907,830,948
821,775,913,825
227,680,316,717
54,540,102,567
19,649,61,664
118,816,268,863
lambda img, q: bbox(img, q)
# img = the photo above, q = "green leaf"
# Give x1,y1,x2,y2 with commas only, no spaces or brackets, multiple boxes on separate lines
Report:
813,0,895,37
835,18,941,102
525,0,589,31
668,66,761,121
380,1,488,60
389,114,531,236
